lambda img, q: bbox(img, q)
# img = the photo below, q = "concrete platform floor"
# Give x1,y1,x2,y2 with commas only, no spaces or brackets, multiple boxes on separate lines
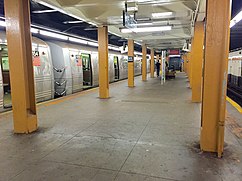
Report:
0,73,242,181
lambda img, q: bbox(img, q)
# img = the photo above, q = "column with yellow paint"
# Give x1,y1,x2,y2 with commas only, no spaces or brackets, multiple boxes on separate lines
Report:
142,44,147,81
4,0,38,133
128,39,134,87
98,26,109,98
192,22,205,102
200,0,231,157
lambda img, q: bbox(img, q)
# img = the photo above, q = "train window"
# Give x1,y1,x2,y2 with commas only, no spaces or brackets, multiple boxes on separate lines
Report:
1,57,9,71
82,53,91,70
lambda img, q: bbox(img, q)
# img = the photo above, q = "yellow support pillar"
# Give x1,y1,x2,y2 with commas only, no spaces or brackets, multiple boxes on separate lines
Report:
4,0,37,133
128,39,134,87
192,22,205,103
200,0,231,157
190,40,194,88
150,49,155,78
142,44,147,81
98,26,109,98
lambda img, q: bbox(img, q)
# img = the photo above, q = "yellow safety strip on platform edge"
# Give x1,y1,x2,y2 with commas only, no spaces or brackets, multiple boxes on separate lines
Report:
0,78,130,116
226,96,242,114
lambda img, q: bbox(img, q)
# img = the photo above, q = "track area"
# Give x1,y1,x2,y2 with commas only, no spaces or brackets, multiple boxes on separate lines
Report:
227,86,242,107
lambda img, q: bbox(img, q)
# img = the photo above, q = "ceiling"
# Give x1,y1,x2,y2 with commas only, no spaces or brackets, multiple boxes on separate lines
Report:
0,0,241,51
32,0,206,51
230,0,242,50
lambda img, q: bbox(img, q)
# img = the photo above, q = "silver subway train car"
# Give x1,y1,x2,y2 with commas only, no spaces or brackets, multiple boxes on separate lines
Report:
0,32,54,111
0,33,149,111
228,50,242,91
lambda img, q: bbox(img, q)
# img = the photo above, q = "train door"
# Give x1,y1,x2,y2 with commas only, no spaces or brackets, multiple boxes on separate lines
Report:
69,50,83,93
0,45,11,108
82,53,92,88
114,56,119,80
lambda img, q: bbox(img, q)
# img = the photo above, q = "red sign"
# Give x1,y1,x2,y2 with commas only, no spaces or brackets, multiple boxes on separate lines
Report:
169,49,180,55
77,59,82,66
33,56,41,66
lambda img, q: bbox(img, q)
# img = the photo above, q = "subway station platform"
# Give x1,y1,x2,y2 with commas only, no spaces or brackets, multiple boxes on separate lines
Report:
0,73,241,181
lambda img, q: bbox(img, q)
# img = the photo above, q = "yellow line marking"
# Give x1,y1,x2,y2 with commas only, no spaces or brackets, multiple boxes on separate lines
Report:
0,78,130,116
226,96,242,114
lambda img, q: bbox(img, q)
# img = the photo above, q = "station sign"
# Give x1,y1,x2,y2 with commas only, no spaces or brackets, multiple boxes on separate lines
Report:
128,56,134,62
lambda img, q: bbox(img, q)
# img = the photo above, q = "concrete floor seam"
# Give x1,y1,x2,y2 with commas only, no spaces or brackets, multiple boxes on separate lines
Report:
114,115,154,180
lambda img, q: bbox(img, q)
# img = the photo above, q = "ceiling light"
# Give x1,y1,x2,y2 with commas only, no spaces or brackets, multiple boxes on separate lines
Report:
230,10,242,28
88,41,99,47
31,28,39,34
152,12,173,18
39,30,68,40
32,10,57,14
69,37,88,45
121,26,171,33
0,20,6,27
63,21,83,24
136,23,153,26
136,17,150,21
88,22,97,26
108,45,120,51
127,7,138,11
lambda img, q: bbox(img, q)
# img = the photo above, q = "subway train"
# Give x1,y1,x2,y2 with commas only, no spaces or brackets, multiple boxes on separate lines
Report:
227,49,242,106
0,32,150,111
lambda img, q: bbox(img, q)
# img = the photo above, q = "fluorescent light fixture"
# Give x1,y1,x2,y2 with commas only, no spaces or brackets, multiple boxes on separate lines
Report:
32,10,57,14
108,45,120,51
88,41,99,47
135,52,142,56
152,12,173,18
0,20,6,27
136,17,150,21
0,21,38,34
69,37,88,45
134,41,142,45
121,26,171,33
31,28,39,34
169,55,181,58
230,10,242,28
39,30,68,40
63,20,83,24
136,23,153,26
88,22,97,26
127,7,138,11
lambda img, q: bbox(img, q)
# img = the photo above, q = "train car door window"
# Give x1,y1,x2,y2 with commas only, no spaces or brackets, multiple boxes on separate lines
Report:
0,48,12,108
114,56,119,80
82,53,92,87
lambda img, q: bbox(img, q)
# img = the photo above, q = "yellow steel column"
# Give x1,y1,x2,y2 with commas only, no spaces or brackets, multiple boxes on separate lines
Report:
150,49,155,78
128,39,134,87
200,0,231,157
4,0,37,133
98,26,109,98
142,44,147,81
189,40,194,88
192,22,205,103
